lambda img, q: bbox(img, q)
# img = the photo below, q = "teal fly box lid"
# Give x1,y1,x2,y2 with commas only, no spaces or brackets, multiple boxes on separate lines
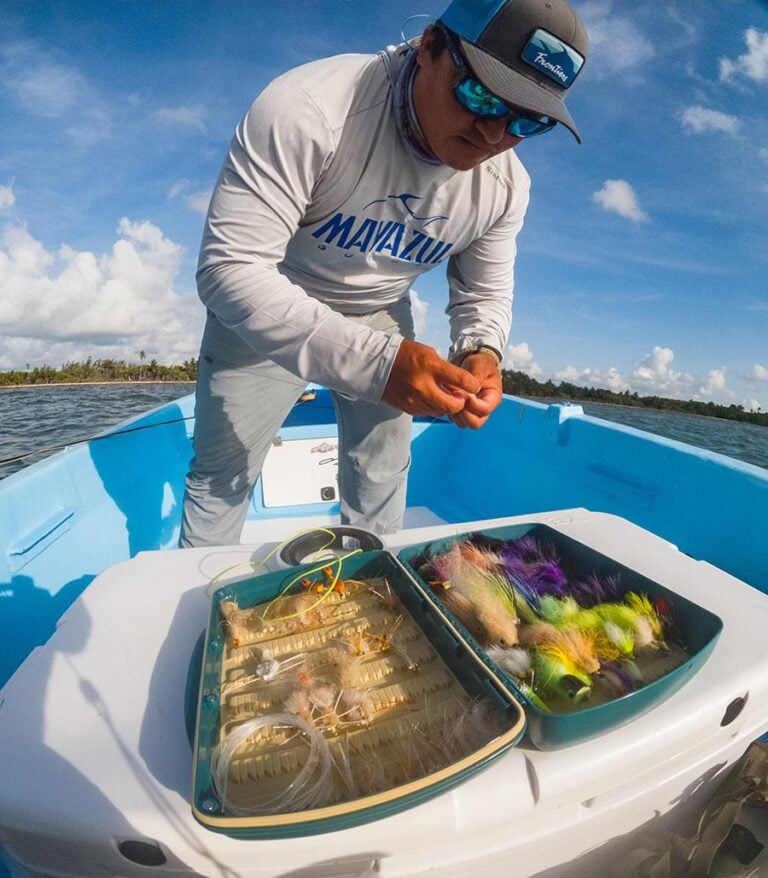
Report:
397,523,723,750
190,550,525,838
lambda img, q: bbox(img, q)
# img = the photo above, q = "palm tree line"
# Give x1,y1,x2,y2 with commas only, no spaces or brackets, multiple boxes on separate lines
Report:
0,355,197,386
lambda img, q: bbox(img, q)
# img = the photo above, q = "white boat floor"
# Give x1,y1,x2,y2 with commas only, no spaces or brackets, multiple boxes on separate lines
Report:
239,505,447,546
2,509,768,878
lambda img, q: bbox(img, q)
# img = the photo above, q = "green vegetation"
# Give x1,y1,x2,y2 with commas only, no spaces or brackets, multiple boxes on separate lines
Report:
2,360,765,427
502,369,768,427
0,357,197,386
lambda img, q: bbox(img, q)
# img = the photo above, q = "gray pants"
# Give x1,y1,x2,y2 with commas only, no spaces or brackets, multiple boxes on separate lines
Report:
179,300,415,548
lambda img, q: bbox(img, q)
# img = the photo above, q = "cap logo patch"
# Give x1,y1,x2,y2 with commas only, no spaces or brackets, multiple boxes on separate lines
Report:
521,28,584,88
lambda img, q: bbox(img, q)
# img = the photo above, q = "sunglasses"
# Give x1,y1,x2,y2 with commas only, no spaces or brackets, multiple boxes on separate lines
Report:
436,23,556,139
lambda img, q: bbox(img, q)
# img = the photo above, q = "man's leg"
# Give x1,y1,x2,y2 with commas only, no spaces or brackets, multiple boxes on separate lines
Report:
332,392,413,534
180,351,306,548
332,298,415,534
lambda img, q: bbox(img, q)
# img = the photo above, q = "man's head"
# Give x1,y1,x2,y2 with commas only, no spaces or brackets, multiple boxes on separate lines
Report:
413,0,588,170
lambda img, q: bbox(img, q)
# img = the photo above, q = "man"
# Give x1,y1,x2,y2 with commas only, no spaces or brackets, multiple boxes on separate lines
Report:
180,0,588,547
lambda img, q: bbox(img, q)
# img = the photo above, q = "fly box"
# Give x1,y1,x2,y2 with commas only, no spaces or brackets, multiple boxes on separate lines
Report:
397,523,723,750
191,550,525,837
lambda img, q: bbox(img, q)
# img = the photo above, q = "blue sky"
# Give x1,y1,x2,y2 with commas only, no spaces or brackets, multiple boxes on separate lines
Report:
1,0,767,410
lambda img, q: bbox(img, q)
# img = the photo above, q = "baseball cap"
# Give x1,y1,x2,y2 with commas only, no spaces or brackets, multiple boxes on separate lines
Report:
439,0,588,142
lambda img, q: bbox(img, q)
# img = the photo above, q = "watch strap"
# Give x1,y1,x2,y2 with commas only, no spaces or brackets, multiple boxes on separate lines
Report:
452,345,502,368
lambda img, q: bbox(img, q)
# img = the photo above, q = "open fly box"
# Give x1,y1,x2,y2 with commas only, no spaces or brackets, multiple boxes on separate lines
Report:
191,550,526,838
397,523,723,750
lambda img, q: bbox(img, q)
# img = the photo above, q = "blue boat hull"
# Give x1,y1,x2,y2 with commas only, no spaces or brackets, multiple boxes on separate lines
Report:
2,391,767,693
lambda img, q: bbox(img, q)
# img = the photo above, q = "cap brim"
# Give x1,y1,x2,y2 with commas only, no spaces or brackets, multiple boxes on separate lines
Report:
460,38,582,143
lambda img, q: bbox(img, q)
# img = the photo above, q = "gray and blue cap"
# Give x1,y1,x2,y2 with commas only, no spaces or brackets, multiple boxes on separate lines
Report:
439,0,589,142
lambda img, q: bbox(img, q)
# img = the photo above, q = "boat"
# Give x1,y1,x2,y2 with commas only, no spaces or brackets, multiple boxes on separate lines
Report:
1,388,767,877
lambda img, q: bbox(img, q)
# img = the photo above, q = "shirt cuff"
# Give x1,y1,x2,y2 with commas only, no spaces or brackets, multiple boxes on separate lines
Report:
450,344,502,368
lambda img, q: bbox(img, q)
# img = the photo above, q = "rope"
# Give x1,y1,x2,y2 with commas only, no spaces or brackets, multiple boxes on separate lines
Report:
0,416,194,466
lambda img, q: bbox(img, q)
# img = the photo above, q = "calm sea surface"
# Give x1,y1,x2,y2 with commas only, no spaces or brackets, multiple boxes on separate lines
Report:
0,383,194,480
1,384,767,481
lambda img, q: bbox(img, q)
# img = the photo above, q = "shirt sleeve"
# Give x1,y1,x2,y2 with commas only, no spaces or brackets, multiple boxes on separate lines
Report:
196,69,402,402
445,165,531,363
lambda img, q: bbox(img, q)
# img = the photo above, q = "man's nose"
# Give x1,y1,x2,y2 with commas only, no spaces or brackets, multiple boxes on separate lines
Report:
474,116,508,144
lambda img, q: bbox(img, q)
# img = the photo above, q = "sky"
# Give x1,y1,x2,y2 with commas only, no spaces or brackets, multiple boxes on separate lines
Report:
1,0,767,410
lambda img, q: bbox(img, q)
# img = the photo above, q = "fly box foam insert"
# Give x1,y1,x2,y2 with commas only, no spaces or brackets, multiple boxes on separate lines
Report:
191,550,525,838
398,523,724,750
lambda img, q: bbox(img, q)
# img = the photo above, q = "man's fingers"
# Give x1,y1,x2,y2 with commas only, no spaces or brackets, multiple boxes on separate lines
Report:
381,339,491,418
449,409,490,430
462,388,500,417
440,382,472,399
433,386,471,416
437,362,482,396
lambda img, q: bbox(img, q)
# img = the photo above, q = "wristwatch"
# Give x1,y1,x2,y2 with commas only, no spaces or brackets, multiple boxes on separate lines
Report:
452,345,502,368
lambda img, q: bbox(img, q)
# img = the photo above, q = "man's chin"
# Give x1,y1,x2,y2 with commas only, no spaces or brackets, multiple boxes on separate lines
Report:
441,151,488,171
439,139,494,171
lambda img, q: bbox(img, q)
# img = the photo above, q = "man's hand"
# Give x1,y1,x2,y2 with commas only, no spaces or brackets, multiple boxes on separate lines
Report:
447,351,503,429
382,339,482,418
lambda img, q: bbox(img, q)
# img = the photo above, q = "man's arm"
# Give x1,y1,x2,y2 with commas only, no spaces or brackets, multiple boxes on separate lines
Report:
445,161,531,427
198,62,477,418
198,71,402,402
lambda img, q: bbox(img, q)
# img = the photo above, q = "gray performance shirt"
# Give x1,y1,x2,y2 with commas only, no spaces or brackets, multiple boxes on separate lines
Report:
197,43,531,402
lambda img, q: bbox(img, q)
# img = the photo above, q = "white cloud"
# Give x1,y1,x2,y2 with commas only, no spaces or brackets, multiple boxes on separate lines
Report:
152,105,207,132
554,364,580,383
554,364,628,392
184,191,212,215
743,398,763,412
577,2,654,75
632,346,677,385
748,364,768,382
592,179,649,222
0,218,203,367
410,289,428,337
0,42,112,141
546,350,753,407
631,346,695,395
502,342,542,378
168,180,191,200
0,184,14,211
167,180,212,215
698,368,727,397
719,28,768,83
10,61,85,118
599,367,627,393
680,106,741,135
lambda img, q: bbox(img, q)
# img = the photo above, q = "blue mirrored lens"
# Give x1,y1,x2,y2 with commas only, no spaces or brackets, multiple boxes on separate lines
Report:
505,115,556,137
454,78,556,138
454,78,509,118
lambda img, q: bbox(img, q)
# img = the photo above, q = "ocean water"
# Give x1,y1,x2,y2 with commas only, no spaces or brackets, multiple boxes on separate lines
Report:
1,384,767,481
0,383,194,480
578,401,768,470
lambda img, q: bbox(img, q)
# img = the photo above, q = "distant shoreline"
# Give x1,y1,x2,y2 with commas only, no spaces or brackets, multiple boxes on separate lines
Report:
503,370,768,429
0,381,195,390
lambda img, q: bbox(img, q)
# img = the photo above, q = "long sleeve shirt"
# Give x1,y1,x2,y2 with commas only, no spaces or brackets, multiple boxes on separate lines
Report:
197,43,531,402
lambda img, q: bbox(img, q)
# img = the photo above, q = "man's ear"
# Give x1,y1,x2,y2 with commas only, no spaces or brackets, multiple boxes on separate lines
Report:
416,24,436,65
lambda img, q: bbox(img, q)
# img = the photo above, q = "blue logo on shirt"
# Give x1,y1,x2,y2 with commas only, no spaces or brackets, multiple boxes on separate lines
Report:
363,193,448,228
310,193,453,264
521,28,584,88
